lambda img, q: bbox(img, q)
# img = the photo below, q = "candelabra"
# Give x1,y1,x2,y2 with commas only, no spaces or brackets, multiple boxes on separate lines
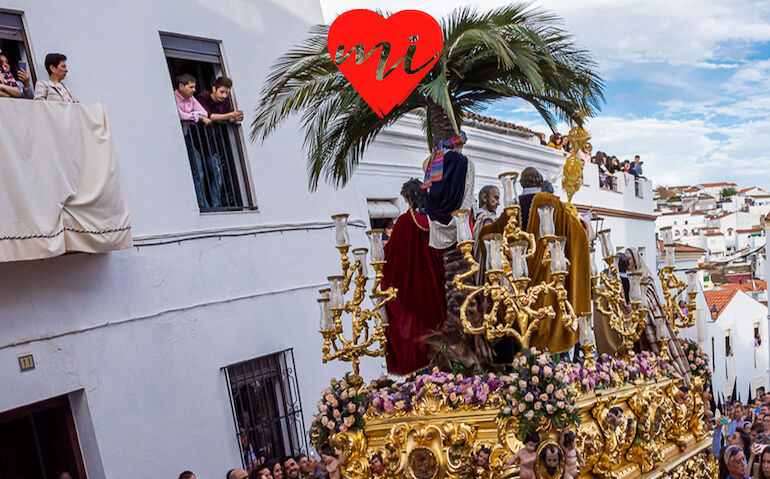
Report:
318,214,397,389
591,229,648,360
657,227,698,334
451,172,578,348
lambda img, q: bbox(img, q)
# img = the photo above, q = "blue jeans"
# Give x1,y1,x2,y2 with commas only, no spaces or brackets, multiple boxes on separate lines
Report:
184,127,209,209
205,152,224,208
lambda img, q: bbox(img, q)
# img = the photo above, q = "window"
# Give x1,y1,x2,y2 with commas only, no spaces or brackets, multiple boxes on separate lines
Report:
0,394,87,479
0,10,36,85
725,331,733,357
161,33,255,212
224,349,307,468
755,324,762,347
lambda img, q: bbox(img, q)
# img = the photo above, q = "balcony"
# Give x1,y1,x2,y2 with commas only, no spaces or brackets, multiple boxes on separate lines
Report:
0,99,132,262
180,120,255,212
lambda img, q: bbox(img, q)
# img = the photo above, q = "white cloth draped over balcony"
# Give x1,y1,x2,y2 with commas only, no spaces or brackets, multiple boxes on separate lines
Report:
0,99,131,262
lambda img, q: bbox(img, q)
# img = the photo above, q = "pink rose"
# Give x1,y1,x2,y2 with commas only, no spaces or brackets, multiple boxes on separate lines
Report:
348,403,356,413
532,365,540,374
525,410,535,420
546,384,554,394
532,376,540,385
525,393,534,402
535,401,542,410
344,415,355,427
326,394,335,403
540,393,549,402
546,404,554,414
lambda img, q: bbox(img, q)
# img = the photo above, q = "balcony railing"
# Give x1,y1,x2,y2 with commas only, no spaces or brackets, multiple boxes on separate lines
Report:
181,120,254,212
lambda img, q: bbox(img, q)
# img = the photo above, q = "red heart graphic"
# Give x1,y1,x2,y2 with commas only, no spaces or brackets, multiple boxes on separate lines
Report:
328,10,443,118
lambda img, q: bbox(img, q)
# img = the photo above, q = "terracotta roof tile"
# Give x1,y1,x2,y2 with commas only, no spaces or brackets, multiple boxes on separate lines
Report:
704,289,738,318
699,182,737,188
463,112,541,136
655,240,707,252
705,232,724,237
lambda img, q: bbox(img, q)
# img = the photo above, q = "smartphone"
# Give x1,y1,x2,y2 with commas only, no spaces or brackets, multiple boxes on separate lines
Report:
18,61,26,71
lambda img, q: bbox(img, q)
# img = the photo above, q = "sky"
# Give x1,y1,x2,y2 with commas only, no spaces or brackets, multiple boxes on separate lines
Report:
319,0,770,189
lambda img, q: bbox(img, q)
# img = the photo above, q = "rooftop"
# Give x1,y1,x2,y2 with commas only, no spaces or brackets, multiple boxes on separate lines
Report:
699,182,737,188
655,240,707,253
463,112,541,137
704,289,738,319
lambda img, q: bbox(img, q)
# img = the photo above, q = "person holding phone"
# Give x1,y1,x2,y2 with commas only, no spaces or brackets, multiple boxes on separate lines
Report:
0,53,32,99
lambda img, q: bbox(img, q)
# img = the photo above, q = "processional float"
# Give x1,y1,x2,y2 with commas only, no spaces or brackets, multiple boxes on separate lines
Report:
310,128,714,478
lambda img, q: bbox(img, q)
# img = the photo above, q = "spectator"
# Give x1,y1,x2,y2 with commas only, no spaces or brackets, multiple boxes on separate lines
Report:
537,132,547,145
547,133,562,150
0,53,31,98
560,135,571,153
179,471,196,479
596,154,610,189
174,73,213,209
238,427,261,474
608,156,621,174
731,404,745,436
196,76,244,123
34,53,77,102
577,142,591,165
250,465,271,479
622,160,631,173
630,155,644,177
282,457,300,479
267,459,284,479
724,445,748,479
757,447,770,479
227,468,248,479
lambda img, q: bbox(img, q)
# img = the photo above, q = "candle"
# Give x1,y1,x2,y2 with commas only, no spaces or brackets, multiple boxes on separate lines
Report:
548,237,568,273
509,240,529,279
331,214,350,246
665,244,675,267
597,229,614,259
589,248,599,277
328,275,345,308
687,270,698,293
366,229,385,262
318,298,332,330
353,248,368,277
484,234,504,270
660,227,673,245
537,204,556,237
498,172,519,207
452,209,472,243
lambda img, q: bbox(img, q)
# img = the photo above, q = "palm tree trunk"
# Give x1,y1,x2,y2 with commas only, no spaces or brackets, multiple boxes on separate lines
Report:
426,97,457,149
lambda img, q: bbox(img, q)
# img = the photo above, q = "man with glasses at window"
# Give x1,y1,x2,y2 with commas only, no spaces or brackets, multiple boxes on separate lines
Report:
725,445,750,479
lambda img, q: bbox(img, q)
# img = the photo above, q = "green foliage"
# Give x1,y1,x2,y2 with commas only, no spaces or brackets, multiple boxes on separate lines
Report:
720,186,737,197
252,3,605,190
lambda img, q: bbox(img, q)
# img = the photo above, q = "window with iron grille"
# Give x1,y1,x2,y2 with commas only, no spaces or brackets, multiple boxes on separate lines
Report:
0,10,36,88
224,349,307,469
160,32,256,213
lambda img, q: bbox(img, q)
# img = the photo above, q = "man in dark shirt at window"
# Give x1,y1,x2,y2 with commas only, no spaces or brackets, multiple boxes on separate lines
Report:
194,76,243,208
196,76,244,123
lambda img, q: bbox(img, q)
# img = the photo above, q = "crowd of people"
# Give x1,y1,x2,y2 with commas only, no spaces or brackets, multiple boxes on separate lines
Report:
177,451,329,479
710,391,770,478
0,50,76,101
540,132,644,190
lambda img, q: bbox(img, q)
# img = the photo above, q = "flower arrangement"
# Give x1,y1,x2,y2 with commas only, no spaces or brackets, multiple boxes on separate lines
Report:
497,348,580,438
310,374,370,449
369,369,503,414
681,338,711,383
566,353,670,393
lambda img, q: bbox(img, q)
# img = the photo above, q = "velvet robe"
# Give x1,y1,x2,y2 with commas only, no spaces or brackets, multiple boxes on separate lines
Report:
382,210,447,375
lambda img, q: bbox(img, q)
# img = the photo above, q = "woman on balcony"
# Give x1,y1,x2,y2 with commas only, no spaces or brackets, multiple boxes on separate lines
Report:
34,53,78,103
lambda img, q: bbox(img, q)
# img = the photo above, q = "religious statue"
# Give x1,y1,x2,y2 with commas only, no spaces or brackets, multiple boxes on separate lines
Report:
381,179,446,375
473,185,500,239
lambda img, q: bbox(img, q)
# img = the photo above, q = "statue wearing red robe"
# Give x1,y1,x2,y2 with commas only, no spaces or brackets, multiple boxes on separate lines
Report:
382,209,446,375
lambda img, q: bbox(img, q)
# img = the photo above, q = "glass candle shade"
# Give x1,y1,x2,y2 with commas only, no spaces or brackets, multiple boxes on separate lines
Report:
686,270,698,293
537,204,556,237
597,229,614,259
664,244,676,267
660,227,673,245
353,248,368,277
452,209,472,243
328,275,345,308
332,214,350,245
498,172,519,207
484,234,504,270
628,272,643,302
367,229,385,262
548,237,568,273
509,240,530,279
590,248,599,277
318,298,332,330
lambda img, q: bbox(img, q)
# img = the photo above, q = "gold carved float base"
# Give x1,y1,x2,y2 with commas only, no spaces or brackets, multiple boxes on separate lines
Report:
331,377,713,479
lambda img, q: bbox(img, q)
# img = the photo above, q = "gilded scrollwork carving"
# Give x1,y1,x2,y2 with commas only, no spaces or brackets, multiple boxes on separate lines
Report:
332,430,369,479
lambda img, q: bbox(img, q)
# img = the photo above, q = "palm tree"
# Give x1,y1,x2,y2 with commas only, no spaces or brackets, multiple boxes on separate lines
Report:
251,3,604,370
